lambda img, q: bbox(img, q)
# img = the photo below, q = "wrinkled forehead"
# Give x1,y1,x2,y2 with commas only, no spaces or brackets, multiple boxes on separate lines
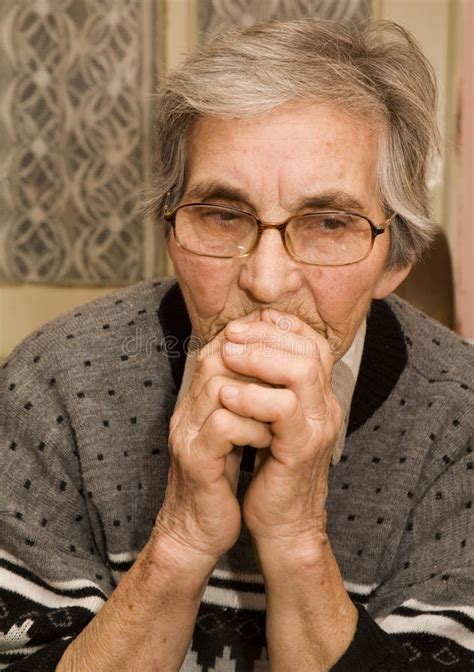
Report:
184,102,385,217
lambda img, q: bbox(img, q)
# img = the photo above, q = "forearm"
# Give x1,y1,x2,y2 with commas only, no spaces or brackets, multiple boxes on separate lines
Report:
57,534,215,672
256,532,358,672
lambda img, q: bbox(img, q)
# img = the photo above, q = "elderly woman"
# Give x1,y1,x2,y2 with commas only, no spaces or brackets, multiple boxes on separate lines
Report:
1,19,472,672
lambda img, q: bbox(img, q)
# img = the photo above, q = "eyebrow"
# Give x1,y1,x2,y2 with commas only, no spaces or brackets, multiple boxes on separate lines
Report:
183,181,367,214
184,182,250,207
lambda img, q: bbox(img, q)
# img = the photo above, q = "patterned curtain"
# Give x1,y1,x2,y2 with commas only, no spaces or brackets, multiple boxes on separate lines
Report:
199,0,371,33
0,0,162,285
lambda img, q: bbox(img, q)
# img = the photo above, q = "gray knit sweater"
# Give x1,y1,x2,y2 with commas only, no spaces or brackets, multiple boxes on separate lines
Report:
1,277,473,671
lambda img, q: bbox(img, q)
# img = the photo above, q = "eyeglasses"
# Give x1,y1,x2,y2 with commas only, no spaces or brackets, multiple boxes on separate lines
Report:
163,198,394,267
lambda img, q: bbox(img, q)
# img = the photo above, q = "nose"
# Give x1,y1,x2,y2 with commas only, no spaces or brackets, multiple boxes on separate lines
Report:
238,227,303,304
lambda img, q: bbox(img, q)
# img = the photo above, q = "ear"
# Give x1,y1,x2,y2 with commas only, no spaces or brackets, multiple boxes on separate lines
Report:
372,263,412,300
164,227,176,259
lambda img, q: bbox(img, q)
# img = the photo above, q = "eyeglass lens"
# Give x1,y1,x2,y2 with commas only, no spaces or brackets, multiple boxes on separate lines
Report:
174,205,374,265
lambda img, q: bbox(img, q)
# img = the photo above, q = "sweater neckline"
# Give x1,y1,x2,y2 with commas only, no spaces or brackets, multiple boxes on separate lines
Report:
347,298,408,436
157,281,191,394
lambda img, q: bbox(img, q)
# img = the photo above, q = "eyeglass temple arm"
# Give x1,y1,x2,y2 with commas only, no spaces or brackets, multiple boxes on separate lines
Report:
373,212,396,235
163,191,173,219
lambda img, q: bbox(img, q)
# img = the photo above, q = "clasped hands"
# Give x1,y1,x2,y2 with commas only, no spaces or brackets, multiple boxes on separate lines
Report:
156,308,343,568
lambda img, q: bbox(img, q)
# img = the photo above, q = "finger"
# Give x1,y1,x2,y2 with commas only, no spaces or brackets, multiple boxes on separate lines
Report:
221,341,335,416
175,408,271,489
201,408,272,453
224,445,244,494
225,310,334,379
220,383,305,441
195,408,272,461
180,374,266,430
220,384,341,462
265,308,336,375
199,308,262,360
226,320,315,356
187,309,264,403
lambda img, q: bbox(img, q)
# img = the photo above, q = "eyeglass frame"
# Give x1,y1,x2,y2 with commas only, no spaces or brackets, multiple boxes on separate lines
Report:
163,191,395,267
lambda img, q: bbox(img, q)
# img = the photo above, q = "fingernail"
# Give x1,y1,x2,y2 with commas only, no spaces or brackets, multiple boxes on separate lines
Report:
221,385,239,398
228,322,249,333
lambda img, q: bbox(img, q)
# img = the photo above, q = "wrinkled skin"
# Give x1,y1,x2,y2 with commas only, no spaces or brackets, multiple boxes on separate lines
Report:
156,101,410,563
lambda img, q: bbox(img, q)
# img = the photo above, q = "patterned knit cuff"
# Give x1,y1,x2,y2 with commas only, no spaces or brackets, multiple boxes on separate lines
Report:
331,603,408,672
3,638,71,671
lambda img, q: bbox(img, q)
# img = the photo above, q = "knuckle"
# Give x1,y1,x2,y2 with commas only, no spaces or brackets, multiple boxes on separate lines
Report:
196,350,218,378
306,360,321,382
175,448,192,472
168,415,184,450
204,374,238,403
281,388,299,415
196,341,214,362
169,407,195,444
258,423,272,446
208,407,234,434
203,375,221,401
178,438,206,476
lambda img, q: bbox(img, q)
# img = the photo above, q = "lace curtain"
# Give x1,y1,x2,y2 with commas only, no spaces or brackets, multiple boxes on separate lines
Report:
0,0,161,285
199,0,371,33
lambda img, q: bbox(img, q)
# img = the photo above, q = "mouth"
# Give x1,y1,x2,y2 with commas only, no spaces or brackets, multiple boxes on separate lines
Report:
195,307,345,363
210,308,341,348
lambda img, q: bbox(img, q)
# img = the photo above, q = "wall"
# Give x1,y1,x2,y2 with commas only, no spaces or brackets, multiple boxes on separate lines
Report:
456,0,474,339
374,0,465,256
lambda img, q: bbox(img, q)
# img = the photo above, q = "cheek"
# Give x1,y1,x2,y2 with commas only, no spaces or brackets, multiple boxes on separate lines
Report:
308,264,382,322
172,251,237,318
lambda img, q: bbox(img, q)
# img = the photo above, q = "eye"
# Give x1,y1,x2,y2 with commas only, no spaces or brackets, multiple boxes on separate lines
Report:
200,207,242,225
318,215,350,230
299,213,351,232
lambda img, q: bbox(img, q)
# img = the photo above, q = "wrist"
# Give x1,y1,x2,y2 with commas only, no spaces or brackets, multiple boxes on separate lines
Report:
254,529,331,579
146,526,218,598
256,532,358,670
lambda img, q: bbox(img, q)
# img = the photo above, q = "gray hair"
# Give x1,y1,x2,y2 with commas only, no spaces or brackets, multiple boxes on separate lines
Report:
147,18,440,268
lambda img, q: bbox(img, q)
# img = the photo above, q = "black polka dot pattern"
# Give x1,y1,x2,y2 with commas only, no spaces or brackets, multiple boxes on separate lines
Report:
1,280,472,670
